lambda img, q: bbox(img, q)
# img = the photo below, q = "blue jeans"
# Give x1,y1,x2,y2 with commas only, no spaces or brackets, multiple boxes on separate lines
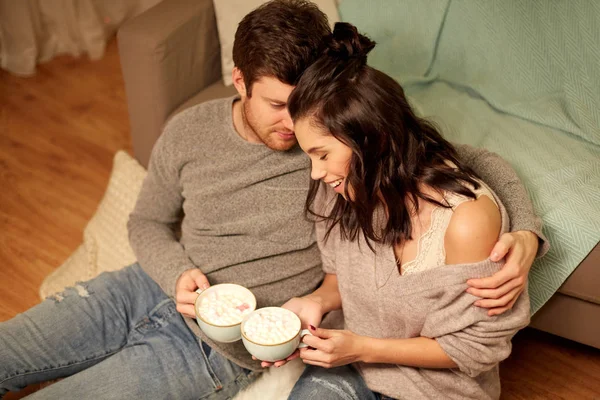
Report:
0,264,257,399
288,364,395,400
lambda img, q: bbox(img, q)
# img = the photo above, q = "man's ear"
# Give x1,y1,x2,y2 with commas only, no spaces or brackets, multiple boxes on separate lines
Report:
232,67,247,98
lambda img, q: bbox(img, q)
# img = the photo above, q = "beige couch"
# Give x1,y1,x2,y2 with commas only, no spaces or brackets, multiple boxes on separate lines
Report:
116,0,600,350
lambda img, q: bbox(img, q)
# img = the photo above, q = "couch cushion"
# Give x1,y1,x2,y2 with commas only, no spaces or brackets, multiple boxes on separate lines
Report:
342,0,600,147
407,81,600,314
559,244,600,305
212,0,340,86
429,0,600,147
118,0,224,168
530,291,600,349
339,0,449,84
171,80,237,118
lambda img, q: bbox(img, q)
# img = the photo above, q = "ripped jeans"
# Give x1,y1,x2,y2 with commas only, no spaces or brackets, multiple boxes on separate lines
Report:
0,264,257,399
288,364,396,400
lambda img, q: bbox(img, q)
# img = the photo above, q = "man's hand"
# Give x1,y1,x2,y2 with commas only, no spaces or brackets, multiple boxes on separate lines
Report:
255,296,325,368
175,268,210,318
282,296,324,329
467,231,538,316
298,326,365,369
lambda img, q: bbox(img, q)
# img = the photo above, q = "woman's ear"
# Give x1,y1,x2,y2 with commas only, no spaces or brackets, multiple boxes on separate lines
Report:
232,67,247,98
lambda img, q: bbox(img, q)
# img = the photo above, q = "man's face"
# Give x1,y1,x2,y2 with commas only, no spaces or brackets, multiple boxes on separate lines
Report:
236,73,297,151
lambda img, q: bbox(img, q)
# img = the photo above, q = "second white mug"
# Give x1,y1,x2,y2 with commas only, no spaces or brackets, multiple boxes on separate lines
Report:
240,307,312,362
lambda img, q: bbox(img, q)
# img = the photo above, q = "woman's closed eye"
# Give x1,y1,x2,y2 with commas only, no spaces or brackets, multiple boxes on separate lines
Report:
320,154,328,161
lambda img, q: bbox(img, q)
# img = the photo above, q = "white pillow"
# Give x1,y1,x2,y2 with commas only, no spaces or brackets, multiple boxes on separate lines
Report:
213,0,340,86
82,150,147,274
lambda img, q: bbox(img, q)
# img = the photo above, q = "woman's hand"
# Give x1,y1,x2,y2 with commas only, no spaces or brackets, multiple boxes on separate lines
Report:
467,231,539,316
255,297,325,368
298,326,366,369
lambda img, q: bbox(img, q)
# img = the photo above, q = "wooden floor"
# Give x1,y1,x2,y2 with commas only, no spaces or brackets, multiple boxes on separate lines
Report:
1,38,599,400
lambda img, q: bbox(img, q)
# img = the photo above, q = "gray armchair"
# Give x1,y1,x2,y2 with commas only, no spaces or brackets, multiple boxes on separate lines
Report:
118,0,235,168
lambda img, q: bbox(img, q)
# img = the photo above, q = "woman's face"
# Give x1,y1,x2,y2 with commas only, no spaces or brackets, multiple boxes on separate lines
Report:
294,117,354,199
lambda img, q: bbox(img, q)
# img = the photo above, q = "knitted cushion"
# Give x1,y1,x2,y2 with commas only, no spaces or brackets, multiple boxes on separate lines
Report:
82,151,147,274
38,244,93,299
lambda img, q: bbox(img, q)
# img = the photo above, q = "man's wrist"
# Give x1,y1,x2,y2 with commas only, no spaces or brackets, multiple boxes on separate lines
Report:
516,230,539,251
302,294,327,314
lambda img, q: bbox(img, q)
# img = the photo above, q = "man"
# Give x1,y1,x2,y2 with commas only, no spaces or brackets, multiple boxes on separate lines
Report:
0,1,544,398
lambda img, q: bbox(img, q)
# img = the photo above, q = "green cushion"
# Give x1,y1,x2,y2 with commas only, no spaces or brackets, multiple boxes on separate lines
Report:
341,0,600,146
339,0,449,83
431,0,600,147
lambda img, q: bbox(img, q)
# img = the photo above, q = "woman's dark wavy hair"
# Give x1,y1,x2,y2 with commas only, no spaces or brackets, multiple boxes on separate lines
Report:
288,22,481,247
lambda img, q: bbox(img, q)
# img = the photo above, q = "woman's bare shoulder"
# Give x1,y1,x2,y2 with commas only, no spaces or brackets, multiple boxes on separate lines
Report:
444,195,501,264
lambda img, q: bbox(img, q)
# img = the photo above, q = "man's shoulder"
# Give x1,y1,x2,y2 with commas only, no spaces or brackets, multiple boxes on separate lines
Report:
152,96,234,163
166,96,233,134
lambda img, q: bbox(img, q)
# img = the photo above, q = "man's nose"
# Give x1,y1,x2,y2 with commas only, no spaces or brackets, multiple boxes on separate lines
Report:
282,112,294,132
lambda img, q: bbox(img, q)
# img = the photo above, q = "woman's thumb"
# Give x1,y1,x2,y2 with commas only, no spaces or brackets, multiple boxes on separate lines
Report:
309,324,332,339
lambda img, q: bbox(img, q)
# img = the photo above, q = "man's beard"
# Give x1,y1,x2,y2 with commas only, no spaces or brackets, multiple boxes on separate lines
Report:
242,101,296,151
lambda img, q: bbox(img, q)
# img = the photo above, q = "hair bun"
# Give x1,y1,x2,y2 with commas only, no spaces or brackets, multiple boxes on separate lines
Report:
327,22,376,62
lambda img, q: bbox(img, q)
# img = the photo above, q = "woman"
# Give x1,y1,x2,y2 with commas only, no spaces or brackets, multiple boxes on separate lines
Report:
284,23,531,399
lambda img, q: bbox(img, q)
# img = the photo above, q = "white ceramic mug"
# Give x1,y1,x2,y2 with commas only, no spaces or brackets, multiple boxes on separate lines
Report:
240,307,313,362
194,283,257,343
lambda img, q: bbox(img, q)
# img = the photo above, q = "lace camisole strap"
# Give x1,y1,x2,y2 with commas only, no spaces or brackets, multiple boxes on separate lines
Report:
401,180,499,275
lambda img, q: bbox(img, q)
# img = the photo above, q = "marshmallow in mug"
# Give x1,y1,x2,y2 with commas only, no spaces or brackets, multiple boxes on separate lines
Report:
241,307,311,362
197,290,253,326
243,307,300,345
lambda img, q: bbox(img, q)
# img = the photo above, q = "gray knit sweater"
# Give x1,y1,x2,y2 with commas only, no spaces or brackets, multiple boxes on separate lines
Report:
127,96,547,371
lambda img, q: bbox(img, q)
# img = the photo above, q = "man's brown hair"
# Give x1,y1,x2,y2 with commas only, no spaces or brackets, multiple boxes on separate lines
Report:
232,0,331,96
